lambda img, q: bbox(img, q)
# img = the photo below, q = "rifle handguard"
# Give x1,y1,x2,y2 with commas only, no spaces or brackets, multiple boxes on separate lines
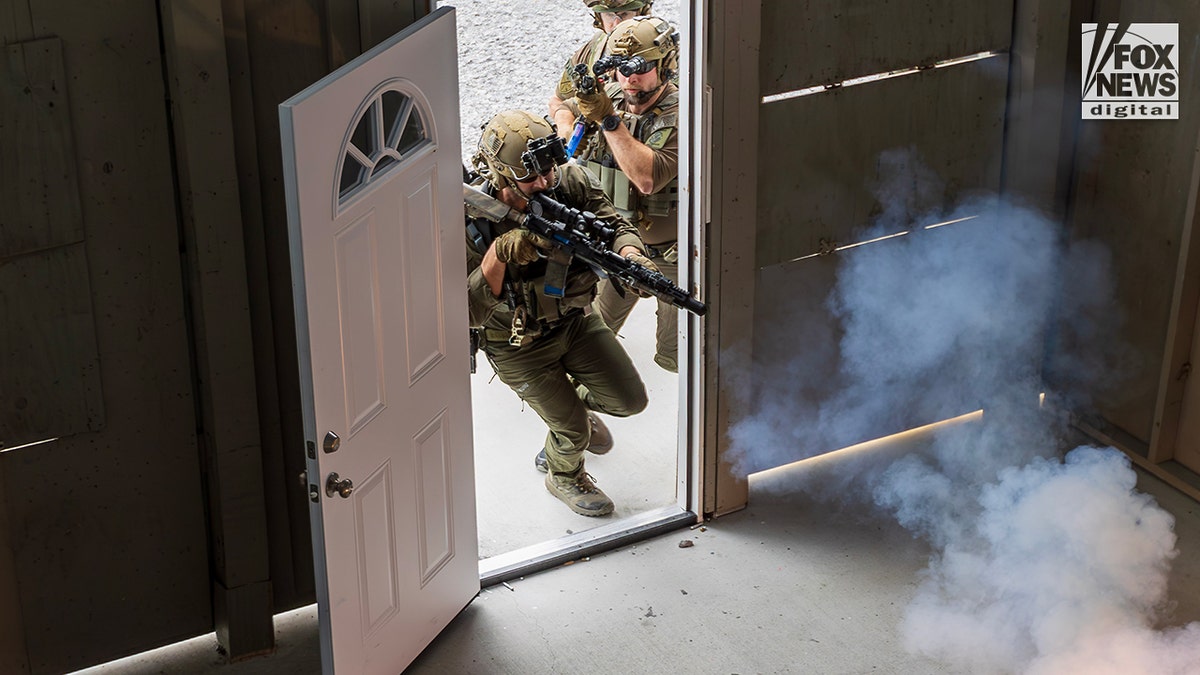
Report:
528,193,707,317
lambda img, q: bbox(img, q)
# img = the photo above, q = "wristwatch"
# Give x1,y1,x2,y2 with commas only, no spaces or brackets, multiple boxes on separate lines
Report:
601,114,622,132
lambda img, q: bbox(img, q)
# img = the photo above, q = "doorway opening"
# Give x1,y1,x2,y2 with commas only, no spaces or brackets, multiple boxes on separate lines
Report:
438,0,702,580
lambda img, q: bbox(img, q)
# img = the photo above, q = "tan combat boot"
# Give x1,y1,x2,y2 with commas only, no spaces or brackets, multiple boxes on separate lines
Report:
545,469,614,516
586,412,613,454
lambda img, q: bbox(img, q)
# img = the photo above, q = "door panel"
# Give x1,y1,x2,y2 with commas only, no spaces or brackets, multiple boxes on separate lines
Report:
334,210,387,435
280,8,477,674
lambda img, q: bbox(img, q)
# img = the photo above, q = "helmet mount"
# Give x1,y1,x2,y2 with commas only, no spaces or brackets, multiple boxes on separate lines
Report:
472,111,567,193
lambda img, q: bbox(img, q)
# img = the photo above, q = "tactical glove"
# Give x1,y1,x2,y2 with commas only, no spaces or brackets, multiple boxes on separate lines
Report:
494,228,550,265
576,89,616,124
624,251,660,297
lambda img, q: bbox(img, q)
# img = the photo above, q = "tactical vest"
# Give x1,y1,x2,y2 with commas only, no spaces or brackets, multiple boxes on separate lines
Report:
465,175,600,347
585,84,680,237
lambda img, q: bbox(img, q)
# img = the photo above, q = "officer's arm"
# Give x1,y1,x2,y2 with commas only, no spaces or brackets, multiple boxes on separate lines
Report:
551,101,577,141
480,243,506,297
549,56,579,138
466,243,507,326
603,123,657,194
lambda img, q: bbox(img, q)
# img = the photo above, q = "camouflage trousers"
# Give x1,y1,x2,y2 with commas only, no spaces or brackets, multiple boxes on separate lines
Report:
483,312,647,475
593,244,680,373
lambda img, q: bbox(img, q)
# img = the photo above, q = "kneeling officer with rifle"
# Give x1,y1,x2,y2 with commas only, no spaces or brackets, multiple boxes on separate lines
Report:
465,110,701,517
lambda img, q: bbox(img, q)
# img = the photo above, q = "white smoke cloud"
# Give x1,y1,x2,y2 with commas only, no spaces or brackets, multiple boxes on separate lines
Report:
729,149,1200,673
894,446,1200,674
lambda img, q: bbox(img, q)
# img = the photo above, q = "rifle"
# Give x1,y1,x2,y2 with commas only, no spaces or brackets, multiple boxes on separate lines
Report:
463,184,707,317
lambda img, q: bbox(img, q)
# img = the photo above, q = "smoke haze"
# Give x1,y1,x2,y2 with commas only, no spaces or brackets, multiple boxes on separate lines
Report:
730,149,1200,673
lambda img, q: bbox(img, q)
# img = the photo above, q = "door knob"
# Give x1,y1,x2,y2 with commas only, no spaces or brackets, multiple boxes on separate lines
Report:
325,472,354,498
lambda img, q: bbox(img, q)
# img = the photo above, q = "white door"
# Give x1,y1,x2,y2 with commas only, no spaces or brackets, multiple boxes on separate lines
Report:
279,8,477,674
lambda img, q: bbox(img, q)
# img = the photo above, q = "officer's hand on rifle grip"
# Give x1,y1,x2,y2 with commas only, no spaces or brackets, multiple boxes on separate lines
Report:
576,88,615,124
494,228,550,265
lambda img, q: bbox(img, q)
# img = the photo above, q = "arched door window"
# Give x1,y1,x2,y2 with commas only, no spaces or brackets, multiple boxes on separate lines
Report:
337,86,431,206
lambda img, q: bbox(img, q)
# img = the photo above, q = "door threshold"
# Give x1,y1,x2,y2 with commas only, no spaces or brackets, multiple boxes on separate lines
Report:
478,505,697,587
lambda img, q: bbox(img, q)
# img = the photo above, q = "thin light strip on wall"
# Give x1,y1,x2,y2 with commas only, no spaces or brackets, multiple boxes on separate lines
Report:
0,437,58,454
761,50,1004,104
752,409,985,479
767,215,980,267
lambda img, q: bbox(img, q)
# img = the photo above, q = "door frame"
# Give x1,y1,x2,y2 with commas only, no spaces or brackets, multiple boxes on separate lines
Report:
476,0,714,586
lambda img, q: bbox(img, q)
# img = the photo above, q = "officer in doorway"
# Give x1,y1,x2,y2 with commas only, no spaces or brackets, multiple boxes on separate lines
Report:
564,16,683,372
548,0,655,136
465,110,659,517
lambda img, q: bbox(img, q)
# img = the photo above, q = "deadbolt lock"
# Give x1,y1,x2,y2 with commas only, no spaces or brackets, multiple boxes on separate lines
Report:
325,472,354,499
323,431,341,454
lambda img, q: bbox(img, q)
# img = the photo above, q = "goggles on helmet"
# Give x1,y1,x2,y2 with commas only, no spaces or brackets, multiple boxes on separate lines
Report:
513,135,567,182
593,54,656,78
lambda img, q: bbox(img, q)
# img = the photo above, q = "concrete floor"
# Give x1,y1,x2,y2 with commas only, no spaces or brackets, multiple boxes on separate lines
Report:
73,438,1200,674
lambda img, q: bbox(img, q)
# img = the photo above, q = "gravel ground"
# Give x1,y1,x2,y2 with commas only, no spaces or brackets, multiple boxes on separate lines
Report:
438,0,681,162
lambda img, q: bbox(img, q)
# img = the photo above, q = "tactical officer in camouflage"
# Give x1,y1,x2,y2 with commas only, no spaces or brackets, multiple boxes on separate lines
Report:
466,110,659,517
548,0,654,138
564,16,683,372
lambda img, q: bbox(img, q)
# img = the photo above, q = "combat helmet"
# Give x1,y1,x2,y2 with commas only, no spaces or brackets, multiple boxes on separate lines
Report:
471,110,567,192
585,0,652,30
604,15,680,83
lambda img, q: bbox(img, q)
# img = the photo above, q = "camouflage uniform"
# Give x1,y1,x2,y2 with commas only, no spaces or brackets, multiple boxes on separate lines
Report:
466,163,648,476
574,81,681,372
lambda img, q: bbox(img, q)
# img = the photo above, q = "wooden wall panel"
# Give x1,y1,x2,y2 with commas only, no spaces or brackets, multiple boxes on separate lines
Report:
1066,88,1200,444
0,38,82,258
0,245,103,444
359,0,427,51
160,0,274,657
219,0,315,613
237,0,334,614
760,0,1012,96
0,38,103,448
0,1,209,672
756,57,1008,269
0,461,27,675
740,0,1016,471
1053,0,1200,447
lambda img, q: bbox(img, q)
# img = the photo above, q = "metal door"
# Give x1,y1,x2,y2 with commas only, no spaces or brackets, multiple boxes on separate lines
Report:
279,8,477,674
